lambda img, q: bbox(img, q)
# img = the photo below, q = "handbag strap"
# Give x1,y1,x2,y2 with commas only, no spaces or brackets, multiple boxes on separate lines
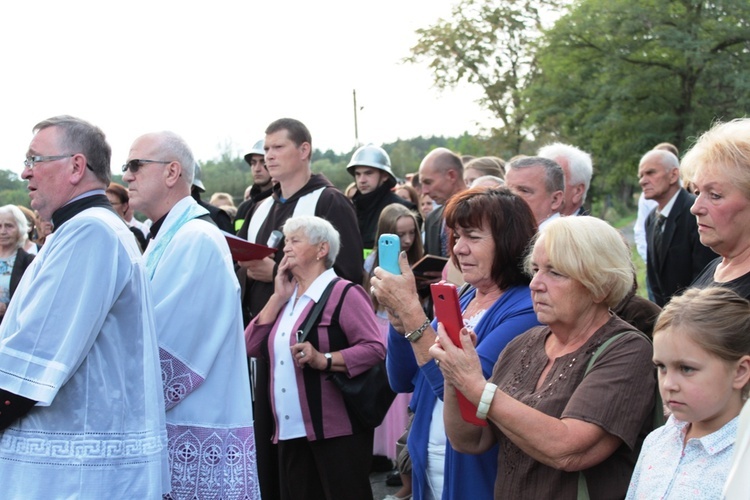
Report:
296,278,340,344
578,329,662,499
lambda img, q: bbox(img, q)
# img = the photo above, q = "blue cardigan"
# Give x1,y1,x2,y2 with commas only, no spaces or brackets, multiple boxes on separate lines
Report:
387,285,540,500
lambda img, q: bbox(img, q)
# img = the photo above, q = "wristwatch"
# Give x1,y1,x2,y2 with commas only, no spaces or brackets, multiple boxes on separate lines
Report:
324,352,333,372
405,318,430,343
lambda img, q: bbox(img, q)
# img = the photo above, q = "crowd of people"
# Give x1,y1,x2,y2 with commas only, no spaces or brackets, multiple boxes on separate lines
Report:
0,114,749,500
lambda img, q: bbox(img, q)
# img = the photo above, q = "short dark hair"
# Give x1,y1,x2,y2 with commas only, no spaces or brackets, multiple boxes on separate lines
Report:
509,156,564,194
33,115,111,185
106,182,129,204
265,118,312,149
444,186,536,290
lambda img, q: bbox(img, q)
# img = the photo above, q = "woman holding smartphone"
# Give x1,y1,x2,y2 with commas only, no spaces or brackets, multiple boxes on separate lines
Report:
371,187,540,500
431,216,656,499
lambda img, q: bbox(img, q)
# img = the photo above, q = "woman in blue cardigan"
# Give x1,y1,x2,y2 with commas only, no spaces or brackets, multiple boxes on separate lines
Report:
371,187,540,499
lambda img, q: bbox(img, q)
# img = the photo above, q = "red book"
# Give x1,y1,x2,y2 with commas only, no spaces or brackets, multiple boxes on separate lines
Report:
223,232,277,261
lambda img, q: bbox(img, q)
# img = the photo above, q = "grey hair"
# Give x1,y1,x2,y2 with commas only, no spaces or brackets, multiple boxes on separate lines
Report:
0,205,29,249
639,149,680,173
538,142,593,202
282,215,340,269
509,156,565,194
153,131,195,186
33,115,112,185
471,175,505,189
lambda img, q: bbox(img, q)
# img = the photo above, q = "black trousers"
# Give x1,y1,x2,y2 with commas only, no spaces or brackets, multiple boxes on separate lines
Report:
253,357,280,500
278,431,374,500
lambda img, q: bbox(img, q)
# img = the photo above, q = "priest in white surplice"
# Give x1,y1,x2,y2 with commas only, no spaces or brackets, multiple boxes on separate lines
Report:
0,116,169,498
123,131,260,499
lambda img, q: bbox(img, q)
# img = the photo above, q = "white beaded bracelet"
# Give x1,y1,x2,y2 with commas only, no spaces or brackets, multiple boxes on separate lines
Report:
475,382,498,420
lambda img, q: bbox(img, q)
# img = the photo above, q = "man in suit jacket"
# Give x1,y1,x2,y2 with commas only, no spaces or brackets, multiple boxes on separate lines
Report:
640,149,717,306
420,148,467,257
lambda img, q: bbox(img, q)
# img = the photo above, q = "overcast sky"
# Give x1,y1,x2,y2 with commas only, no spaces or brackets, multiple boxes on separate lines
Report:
1,0,494,178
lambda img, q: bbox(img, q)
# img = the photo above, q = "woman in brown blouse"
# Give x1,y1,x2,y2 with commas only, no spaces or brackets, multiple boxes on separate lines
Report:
431,216,657,499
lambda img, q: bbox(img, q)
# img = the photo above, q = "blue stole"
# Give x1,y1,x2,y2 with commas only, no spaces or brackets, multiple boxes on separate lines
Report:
145,203,208,279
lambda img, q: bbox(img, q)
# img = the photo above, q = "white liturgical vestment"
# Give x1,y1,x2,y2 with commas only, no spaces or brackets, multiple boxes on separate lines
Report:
0,206,168,498
144,196,259,500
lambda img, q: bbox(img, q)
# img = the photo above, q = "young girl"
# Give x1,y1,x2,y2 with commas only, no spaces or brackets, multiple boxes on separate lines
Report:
365,203,422,500
365,203,424,308
626,286,750,499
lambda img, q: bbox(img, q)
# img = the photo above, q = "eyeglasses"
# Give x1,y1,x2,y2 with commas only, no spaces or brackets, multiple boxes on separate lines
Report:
23,154,75,169
121,159,172,174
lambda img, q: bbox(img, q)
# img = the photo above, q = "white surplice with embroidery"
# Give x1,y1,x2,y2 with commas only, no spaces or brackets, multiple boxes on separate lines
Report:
144,196,259,500
0,207,169,498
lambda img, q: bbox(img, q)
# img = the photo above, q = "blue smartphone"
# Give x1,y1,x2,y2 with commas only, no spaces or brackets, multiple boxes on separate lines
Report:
378,233,401,275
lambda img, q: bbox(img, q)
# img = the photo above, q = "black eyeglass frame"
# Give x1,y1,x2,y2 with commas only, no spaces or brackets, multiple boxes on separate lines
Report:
121,159,172,174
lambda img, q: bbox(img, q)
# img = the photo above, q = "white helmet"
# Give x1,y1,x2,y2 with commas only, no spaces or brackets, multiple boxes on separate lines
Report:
346,144,395,181
244,139,265,165
192,163,206,192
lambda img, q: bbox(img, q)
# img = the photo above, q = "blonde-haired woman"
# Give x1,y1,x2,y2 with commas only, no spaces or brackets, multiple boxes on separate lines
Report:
432,216,657,499
682,118,750,298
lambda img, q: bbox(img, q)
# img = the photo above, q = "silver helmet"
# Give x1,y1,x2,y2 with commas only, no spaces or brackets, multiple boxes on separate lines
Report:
346,144,395,181
192,163,206,192
244,139,265,165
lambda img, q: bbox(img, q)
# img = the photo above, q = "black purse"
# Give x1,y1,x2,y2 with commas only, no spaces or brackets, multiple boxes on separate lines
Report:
330,362,395,429
297,279,396,430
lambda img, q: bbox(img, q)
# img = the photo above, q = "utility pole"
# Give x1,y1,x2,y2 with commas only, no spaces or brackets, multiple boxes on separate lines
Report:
353,89,360,148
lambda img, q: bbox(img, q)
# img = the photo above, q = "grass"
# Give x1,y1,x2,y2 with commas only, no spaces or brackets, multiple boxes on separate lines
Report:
611,212,649,299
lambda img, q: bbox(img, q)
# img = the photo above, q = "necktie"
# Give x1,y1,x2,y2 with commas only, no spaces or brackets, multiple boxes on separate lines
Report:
653,212,667,256
440,219,449,257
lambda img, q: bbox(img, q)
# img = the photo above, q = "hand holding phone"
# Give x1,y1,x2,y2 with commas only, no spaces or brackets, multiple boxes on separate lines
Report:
431,282,488,427
378,234,401,275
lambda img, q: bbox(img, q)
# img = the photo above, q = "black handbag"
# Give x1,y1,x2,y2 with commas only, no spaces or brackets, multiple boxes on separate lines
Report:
329,361,396,429
297,279,396,429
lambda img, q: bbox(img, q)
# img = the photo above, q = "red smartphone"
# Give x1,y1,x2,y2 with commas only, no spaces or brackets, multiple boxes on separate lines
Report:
431,282,488,427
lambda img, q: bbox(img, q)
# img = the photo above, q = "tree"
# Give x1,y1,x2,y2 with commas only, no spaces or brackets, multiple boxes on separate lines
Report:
528,0,750,205
406,0,561,155
0,170,30,208
199,141,252,204
0,170,25,192
312,158,351,192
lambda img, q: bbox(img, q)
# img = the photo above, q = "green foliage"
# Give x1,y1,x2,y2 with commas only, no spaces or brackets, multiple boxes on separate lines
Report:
0,170,25,191
527,0,750,208
201,158,250,205
312,158,351,192
0,190,30,207
0,170,29,208
406,0,562,155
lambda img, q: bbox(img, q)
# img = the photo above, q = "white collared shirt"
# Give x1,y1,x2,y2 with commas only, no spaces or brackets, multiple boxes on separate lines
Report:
273,268,337,440
538,211,561,231
658,188,681,219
